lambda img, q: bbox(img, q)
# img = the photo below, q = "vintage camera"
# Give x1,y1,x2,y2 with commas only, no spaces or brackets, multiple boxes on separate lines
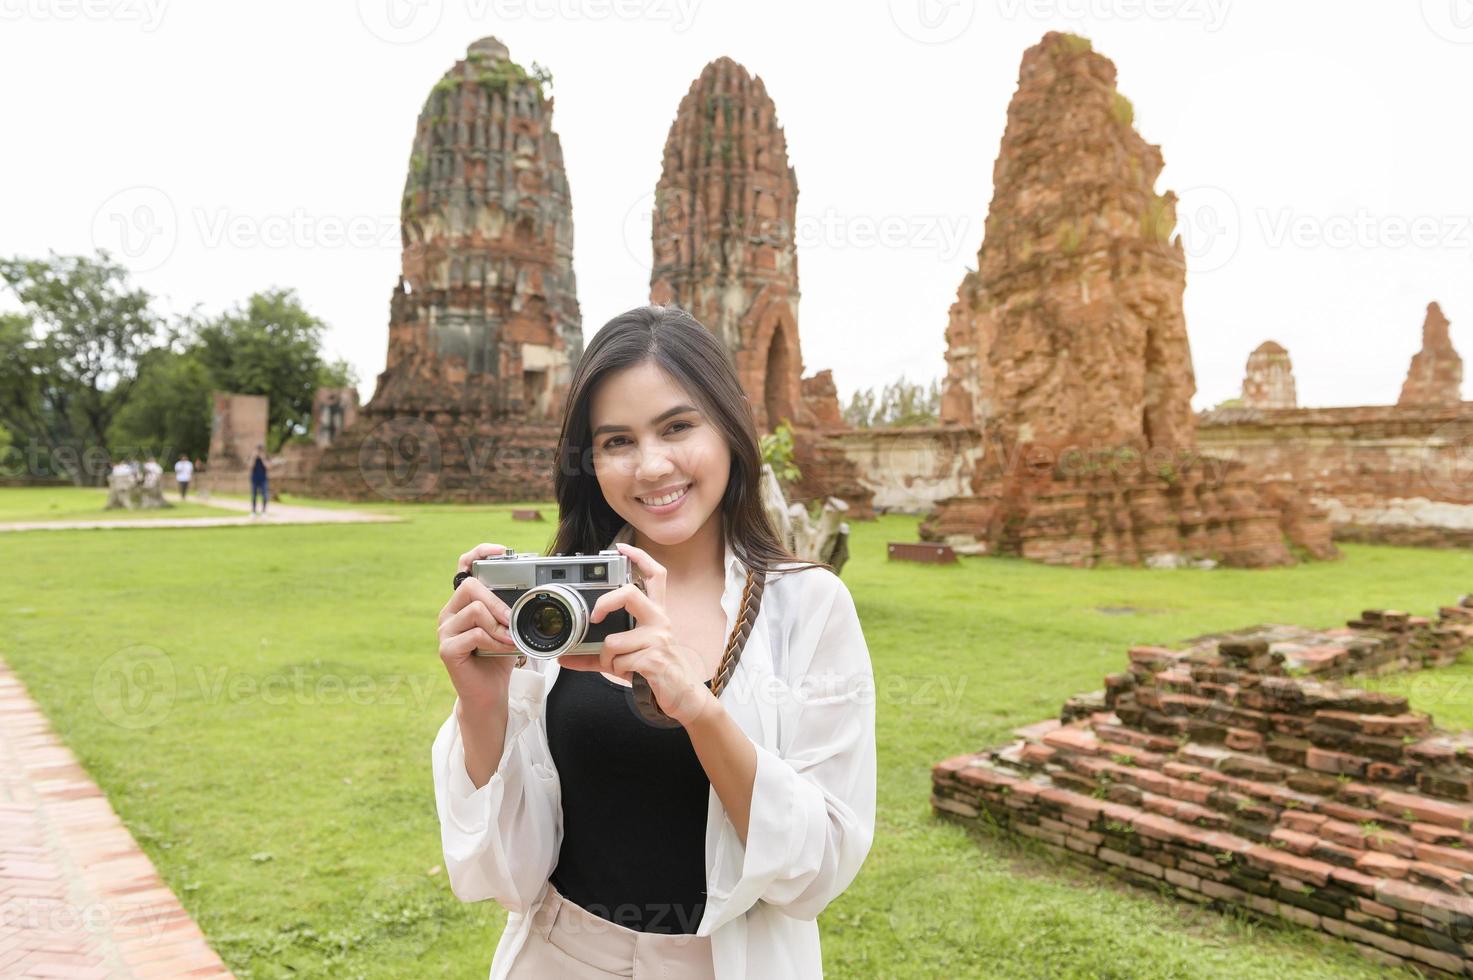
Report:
465,549,637,659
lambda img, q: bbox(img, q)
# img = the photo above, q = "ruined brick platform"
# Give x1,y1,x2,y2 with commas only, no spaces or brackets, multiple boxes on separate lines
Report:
934,599,1473,975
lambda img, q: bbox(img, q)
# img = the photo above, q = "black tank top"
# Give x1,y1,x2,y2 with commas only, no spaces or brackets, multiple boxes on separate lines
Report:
546,668,711,934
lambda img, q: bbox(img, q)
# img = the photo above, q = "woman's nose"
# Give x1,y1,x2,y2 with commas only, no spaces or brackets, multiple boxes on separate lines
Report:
635,445,676,481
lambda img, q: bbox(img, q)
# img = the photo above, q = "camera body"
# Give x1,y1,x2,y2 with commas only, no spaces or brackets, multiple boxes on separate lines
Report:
468,549,636,659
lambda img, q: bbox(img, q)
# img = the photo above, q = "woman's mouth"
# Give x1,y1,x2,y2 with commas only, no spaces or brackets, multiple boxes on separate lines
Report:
635,482,691,513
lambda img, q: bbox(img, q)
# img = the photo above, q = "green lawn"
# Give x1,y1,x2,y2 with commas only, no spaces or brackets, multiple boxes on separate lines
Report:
3,495,1470,978
0,485,236,522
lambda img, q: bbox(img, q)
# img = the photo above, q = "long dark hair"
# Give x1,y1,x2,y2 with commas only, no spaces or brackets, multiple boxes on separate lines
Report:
548,304,823,578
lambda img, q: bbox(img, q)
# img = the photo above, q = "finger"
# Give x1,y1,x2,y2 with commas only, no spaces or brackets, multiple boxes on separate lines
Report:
439,601,513,649
599,625,656,658
558,654,603,672
441,626,514,660
458,542,507,573
442,576,512,624
590,583,662,626
615,542,667,607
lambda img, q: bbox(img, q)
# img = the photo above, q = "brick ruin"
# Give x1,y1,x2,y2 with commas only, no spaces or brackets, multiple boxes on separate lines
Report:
934,599,1473,975
650,57,872,516
918,33,1333,567
1241,341,1297,409
1200,302,1472,548
303,37,579,501
198,392,267,495
1401,303,1463,408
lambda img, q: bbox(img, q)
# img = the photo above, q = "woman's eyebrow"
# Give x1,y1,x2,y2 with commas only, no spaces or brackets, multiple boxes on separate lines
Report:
592,404,699,436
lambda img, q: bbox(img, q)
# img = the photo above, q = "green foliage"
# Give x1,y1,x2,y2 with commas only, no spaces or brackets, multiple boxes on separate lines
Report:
107,346,215,462
1141,195,1173,244
843,375,940,428
193,288,357,452
0,251,171,484
759,419,801,484
1111,91,1135,128
1060,33,1093,54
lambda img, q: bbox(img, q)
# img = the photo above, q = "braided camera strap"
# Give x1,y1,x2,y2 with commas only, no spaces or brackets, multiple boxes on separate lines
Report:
629,566,766,728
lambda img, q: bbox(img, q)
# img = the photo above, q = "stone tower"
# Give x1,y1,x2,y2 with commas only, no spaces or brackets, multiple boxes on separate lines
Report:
1398,302,1462,406
306,38,581,501
924,34,1334,567
1241,341,1297,409
937,32,1195,451
647,57,871,515
650,57,802,435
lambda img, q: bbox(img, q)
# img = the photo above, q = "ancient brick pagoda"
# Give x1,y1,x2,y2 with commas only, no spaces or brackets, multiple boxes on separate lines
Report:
1241,341,1297,409
924,33,1333,567
650,57,871,516
1400,302,1463,407
934,598,1473,975
308,37,580,501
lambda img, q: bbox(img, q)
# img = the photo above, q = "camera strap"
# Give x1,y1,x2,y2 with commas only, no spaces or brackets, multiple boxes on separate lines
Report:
629,565,766,729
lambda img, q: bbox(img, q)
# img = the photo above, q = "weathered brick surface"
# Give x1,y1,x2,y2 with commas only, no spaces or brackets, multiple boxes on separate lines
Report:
934,595,1473,975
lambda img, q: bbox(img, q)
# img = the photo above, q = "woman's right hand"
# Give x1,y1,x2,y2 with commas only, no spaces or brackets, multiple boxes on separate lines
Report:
438,543,521,710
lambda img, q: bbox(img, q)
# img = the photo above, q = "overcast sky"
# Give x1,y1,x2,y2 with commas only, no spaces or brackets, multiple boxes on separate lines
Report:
3,0,1470,412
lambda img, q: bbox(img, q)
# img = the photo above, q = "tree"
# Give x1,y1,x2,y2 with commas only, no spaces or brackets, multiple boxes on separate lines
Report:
107,345,215,462
843,375,940,428
193,288,356,451
0,251,169,484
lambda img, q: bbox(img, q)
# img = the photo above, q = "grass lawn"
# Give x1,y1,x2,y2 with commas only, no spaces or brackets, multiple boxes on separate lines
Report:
3,495,1471,978
0,486,237,522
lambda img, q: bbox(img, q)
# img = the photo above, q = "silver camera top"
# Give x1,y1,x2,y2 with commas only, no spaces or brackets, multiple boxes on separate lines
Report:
469,549,632,590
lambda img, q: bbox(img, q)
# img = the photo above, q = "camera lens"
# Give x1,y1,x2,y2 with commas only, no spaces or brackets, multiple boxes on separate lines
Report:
529,600,567,641
510,584,587,659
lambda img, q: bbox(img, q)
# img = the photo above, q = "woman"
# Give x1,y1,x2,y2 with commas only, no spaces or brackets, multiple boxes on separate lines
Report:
432,305,876,978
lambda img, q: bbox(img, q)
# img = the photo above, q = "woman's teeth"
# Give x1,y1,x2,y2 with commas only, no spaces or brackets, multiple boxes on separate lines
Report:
639,484,689,507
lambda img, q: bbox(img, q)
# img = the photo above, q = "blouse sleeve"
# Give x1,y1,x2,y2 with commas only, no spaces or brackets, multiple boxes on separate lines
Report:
431,666,561,914
704,571,877,926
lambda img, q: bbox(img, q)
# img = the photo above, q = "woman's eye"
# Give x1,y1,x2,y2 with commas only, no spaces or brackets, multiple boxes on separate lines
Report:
667,421,692,434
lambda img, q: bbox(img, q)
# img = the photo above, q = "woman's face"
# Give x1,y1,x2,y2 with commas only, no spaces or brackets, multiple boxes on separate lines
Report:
588,359,732,547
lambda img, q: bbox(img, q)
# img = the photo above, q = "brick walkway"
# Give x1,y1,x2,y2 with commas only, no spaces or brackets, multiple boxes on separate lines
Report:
0,495,399,533
0,658,234,978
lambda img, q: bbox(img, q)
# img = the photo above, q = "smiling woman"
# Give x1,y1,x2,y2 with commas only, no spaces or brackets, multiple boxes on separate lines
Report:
431,305,877,979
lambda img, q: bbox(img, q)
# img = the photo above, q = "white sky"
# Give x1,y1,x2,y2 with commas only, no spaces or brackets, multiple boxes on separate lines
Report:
3,0,1470,411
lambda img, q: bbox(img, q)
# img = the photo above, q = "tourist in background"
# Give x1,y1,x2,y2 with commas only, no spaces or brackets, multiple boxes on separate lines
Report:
174,454,194,500
250,445,269,517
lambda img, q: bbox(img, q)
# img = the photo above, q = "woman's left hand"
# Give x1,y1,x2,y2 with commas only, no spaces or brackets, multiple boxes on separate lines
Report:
559,542,718,727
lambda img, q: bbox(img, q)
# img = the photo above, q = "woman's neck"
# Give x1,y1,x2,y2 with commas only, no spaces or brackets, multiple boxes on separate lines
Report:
632,511,725,583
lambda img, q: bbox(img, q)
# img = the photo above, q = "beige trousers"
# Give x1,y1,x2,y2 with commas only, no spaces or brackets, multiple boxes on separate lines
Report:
508,885,716,979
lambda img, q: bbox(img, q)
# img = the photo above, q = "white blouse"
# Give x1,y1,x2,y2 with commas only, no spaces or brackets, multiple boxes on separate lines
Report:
431,524,877,978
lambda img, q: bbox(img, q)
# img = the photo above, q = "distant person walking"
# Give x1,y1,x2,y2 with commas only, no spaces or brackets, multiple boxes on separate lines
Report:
174,455,194,500
250,445,269,517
